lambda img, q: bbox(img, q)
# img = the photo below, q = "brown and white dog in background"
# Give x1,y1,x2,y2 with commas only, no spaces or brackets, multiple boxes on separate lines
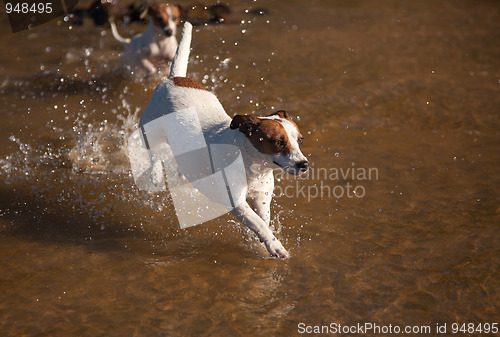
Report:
68,0,266,27
109,4,181,81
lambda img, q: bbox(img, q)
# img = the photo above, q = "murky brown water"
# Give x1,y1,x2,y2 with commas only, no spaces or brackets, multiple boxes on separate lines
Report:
1,0,499,336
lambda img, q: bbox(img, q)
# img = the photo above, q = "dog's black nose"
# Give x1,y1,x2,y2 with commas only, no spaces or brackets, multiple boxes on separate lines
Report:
164,28,173,37
296,160,309,172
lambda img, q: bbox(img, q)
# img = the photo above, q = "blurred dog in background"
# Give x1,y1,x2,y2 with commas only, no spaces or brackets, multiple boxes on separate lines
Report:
109,4,181,80
68,0,232,26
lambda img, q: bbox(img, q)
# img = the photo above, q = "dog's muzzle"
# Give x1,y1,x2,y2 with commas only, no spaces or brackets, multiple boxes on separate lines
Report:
273,159,309,175
295,160,309,173
163,27,173,37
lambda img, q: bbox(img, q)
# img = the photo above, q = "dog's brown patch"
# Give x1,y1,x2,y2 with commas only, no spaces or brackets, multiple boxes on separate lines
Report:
268,110,301,136
250,119,292,155
230,114,300,155
144,4,181,27
172,77,205,90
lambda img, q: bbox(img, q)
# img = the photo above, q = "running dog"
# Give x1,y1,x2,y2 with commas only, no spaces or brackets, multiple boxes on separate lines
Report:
110,4,181,80
139,22,308,258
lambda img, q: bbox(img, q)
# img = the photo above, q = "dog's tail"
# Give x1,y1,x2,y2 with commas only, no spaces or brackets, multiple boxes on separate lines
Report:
168,22,193,79
109,18,131,45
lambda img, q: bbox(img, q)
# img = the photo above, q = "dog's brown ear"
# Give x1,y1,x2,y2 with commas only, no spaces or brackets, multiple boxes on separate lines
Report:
268,110,290,119
139,5,150,20
230,114,261,135
171,4,184,25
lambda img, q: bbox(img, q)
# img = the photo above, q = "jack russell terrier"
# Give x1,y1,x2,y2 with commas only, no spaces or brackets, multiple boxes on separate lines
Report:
139,22,309,258
109,4,181,80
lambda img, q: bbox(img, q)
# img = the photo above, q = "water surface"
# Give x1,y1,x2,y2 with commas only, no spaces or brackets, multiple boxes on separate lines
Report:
0,0,499,336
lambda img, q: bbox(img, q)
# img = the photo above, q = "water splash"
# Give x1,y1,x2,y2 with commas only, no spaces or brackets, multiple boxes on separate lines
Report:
68,102,140,174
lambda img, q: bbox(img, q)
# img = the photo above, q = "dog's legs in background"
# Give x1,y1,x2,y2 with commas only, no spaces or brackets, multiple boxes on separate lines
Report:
231,202,288,258
141,59,158,80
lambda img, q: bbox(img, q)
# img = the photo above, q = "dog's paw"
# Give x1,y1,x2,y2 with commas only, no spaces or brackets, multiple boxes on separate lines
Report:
264,238,289,258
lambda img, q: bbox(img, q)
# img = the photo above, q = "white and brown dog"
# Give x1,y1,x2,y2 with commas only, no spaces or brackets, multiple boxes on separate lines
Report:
139,22,308,258
110,4,181,80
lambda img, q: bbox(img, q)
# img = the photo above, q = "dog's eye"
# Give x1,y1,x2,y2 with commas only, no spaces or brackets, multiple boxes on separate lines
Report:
298,137,303,144
172,16,178,21
274,140,285,147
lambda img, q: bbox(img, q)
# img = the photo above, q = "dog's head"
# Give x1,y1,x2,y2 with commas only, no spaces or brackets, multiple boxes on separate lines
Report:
230,110,309,175
141,4,181,37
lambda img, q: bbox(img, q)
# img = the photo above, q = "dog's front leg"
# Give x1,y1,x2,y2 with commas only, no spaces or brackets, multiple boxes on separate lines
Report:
246,171,274,226
231,202,288,258
141,58,158,79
